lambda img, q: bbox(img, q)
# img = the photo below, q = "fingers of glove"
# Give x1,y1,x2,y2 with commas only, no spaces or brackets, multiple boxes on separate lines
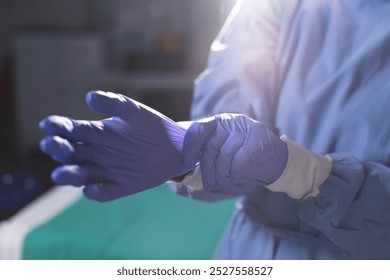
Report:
214,131,246,187
39,115,73,136
198,126,230,191
86,91,140,117
40,136,95,164
182,117,218,169
40,135,75,164
227,121,269,182
51,164,106,187
230,143,253,179
83,182,136,202
231,145,273,187
241,125,288,184
39,115,97,143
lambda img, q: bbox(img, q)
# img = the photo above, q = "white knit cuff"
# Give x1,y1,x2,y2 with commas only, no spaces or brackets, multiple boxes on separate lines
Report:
265,135,332,200
168,165,204,190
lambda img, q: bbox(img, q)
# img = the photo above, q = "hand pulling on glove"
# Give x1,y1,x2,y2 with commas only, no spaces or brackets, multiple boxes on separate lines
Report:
180,113,288,199
40,91,288,202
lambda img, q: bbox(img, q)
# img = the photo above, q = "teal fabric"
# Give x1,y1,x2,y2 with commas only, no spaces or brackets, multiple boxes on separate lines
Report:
23,184,235,260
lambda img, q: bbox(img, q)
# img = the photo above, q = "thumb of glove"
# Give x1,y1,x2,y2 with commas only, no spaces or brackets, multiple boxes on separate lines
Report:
182,116,218,169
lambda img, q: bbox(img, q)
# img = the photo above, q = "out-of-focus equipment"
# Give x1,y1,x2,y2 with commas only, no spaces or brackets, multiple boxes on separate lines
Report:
0,171,44,219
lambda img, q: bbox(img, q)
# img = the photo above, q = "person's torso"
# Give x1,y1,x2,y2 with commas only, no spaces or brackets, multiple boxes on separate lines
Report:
239,0,390,259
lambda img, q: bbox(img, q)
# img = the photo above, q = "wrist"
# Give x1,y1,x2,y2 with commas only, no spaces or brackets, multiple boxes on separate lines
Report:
168,165,204,190
265,136,332,199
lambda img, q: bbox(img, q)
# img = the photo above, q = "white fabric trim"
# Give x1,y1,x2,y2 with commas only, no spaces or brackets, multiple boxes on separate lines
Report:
0,186,82,259
265,136,332,199
171,136,331,199
168,165,204,190
179,165,204,190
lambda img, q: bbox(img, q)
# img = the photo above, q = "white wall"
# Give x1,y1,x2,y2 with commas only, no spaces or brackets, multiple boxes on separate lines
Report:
4,0,225,158
0,0,92,68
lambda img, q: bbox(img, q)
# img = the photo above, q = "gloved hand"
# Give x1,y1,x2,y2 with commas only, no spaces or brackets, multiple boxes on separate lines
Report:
39,91,191,202
180,113,288,199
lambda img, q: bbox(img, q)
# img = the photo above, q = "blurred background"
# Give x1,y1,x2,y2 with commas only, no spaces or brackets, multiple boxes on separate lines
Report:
0,0,237,220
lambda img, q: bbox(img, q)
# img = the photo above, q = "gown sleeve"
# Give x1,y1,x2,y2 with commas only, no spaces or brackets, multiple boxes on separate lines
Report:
176,0,390,260
299,154,390,259
190,0,281,131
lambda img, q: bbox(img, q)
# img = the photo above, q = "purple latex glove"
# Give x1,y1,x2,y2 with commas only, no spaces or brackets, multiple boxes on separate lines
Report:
179,113,288,199
39,91,191,202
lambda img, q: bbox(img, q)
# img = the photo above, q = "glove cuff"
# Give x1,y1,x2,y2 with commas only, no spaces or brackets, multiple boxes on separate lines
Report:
265,136,332,199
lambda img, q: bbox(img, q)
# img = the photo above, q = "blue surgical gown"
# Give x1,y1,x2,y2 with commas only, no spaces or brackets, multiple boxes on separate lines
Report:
189,0,390,259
